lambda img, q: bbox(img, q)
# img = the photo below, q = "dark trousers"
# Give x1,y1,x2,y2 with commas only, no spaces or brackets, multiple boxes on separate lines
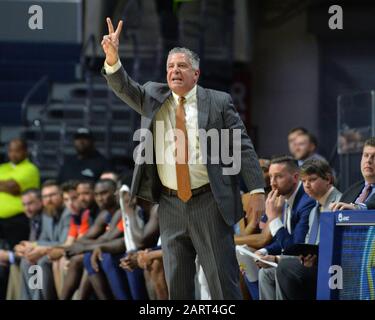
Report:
276,257,318,300
0,214,29,299
158,190,242,300
0,214,29,249
84,252,133,300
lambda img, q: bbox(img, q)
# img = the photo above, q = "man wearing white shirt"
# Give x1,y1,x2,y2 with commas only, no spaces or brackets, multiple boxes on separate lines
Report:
259,159,341,299
101,18,265,299
255,156,315,299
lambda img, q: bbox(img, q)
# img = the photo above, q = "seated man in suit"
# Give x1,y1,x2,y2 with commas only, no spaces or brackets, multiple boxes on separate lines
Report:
257,156,316,256
236,156,315,299
20,180,71,300
259,159,342,299
331,137,375,211
0,189,43,300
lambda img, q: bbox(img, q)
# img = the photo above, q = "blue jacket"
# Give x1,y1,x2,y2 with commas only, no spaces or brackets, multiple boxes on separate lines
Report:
264,185,316,255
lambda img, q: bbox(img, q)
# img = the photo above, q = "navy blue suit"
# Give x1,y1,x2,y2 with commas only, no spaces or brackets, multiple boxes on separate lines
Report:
264,185,315,255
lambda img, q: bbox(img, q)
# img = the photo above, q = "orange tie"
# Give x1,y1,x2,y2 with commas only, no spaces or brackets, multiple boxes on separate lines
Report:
175,96,192,202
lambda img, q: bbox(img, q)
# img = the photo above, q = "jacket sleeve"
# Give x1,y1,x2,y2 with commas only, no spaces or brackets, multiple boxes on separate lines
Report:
265,200,315,255
274,201,315,251
222,94,265,192
103,66,147,116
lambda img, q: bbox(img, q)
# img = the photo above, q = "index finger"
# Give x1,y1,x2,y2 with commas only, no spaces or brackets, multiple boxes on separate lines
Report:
266,189,275,201
106,17,114,34
115,20,123,37
270,189,278,201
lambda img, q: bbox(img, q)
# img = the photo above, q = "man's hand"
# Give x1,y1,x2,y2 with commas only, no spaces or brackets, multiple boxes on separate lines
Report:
14,241,35,257
119,252,138,272
300,254,318,268
246,192,265,222
101,17,123,66
137,249,152,269
90,247,103,273
330,202,356,211
265,190,285,221
65,243,85,258
25,246,47,264
255,255,277,269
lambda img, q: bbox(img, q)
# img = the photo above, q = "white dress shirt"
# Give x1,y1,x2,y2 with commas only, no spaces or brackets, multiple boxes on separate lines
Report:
268,182,302,237
104,59,264,193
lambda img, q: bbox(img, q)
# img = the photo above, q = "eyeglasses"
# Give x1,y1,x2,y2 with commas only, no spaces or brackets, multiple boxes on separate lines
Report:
42,192,60,199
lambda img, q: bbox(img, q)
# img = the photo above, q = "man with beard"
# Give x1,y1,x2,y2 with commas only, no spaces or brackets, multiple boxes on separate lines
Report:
254,156,315,299
55,180,100,300
0,189,43,299
293,132,326,166
62,179,124,299
260,159,342,300
20,180,70,300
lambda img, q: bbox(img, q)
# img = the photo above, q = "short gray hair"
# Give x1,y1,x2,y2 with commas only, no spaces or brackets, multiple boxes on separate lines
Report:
167,47,200,70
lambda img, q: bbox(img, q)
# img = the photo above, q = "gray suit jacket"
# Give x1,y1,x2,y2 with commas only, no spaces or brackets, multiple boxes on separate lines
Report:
104,67,265,226
37,208,70,246
305,187,342,244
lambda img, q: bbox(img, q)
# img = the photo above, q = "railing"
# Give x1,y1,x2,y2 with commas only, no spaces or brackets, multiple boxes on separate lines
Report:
21,75,52,167
21,75,50,126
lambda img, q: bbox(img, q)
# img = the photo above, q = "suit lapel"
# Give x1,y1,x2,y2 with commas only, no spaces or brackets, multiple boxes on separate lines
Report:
147,87,172,125
197,86,209,130
291,184,304,213
324,188,341,210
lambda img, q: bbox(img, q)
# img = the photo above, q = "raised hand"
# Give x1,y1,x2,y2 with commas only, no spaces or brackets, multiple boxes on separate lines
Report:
101,17,123,66
265,189,285,221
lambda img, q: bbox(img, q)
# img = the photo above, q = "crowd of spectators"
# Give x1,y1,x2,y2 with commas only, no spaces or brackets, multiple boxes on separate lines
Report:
1,126,374,300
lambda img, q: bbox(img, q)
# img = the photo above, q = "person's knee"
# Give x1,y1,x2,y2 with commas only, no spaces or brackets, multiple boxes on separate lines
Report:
258,268,267,283
69,254,83,269
276,258,295,280
100,253,116,273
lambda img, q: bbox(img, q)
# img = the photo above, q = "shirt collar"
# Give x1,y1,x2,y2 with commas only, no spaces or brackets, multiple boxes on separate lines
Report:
31,212,42,224
171,85,197,105
318,186,334,207
10,158,28,167
286,181,302,208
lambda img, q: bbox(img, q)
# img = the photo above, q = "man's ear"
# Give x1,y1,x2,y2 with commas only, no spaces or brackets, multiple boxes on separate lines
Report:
194,69,200,80
293,172,300,182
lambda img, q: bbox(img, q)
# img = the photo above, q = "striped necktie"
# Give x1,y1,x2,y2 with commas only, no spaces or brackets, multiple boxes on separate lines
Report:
356,184,373,204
